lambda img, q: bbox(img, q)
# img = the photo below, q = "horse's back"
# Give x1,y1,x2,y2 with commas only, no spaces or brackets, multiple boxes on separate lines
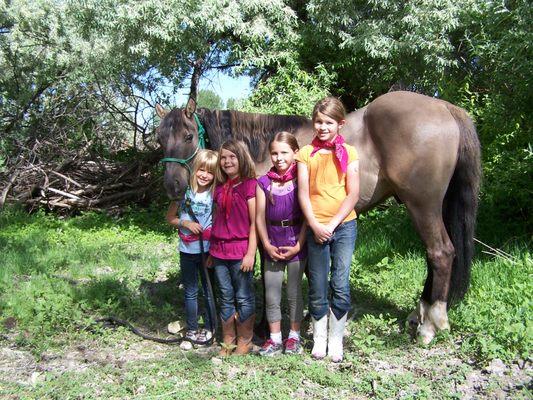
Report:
363,92,461,201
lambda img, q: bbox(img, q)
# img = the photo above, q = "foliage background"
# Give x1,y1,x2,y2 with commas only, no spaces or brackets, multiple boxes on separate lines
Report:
1,0,530,235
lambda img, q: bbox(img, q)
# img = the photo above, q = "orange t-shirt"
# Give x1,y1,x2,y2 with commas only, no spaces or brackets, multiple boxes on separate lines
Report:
296,144,358,224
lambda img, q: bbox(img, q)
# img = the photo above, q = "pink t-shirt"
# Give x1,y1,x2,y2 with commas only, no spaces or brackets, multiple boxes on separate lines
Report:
209,178,257,260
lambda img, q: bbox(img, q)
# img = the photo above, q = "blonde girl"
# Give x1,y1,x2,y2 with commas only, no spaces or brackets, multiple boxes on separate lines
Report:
296,97,360,362
209,139,257,356
166,149,218,345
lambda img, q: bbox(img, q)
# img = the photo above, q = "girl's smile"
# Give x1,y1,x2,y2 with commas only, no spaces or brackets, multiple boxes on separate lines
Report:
314,112,345,142
270,141,297,174
195,167,214,192
220,148,240,179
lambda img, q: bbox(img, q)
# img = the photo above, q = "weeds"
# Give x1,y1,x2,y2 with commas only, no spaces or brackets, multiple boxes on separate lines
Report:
0,204,530,398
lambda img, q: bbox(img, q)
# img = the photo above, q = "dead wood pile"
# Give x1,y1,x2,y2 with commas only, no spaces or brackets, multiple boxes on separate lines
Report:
0,152,164,214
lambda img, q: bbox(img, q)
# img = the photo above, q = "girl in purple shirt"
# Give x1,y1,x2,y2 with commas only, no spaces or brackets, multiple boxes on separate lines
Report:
209,139,257,356
256,132,307,356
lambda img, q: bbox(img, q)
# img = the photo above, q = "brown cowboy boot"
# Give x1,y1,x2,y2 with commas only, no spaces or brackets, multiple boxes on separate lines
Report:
234,314,255,355
219,314,237,356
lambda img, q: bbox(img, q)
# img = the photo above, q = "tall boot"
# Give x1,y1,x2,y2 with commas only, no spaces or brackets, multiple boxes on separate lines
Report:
311,313,328,359
327,309,347,363
219,314,236,356
234,314,255,355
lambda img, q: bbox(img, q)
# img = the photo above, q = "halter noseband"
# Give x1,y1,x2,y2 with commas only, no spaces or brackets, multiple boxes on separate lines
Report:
160,113,207,172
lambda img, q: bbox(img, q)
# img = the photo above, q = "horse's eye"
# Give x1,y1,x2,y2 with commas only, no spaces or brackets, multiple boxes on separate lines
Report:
185,133,193,142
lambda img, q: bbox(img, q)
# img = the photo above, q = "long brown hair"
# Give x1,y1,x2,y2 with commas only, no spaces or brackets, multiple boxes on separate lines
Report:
312,97,346,123
215,139,256,184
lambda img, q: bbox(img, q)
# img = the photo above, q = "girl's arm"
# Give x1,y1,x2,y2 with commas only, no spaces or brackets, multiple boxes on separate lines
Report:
165,201,203,234
166,201,180,228
241,196,257,272
297,162,332,243
278,220,307,260
256,185,283,261
325,160,360,232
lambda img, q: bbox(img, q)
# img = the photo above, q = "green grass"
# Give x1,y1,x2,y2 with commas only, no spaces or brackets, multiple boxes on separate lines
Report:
0,204,531,398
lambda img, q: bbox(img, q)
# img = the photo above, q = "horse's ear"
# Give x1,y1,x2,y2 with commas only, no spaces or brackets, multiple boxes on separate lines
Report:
185,97,197,118
156,104,169,119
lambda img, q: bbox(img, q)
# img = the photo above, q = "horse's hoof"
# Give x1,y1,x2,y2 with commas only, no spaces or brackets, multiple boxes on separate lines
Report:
417,323,435,345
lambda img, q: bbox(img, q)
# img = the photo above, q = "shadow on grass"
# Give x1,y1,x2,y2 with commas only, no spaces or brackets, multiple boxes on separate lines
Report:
74,274,185,332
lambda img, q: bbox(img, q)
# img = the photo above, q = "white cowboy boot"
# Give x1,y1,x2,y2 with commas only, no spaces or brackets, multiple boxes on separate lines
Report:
327,310,347,363
311,314,328,359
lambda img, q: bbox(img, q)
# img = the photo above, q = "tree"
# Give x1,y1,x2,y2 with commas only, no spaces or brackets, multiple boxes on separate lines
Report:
0,0,300,159
197,89,224,110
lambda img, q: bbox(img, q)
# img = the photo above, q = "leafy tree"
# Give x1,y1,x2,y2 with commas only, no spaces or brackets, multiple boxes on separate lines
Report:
244,62,335,115
225,97,238,110
197,89,224,110
0,0,299,161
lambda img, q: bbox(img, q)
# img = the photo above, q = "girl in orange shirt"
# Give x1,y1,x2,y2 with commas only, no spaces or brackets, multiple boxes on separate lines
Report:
296,97,360,362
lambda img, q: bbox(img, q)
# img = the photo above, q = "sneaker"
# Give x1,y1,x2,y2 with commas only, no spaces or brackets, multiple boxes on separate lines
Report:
196,329,213,345
184,330,198,342
258,339,283,357
283,337,303,355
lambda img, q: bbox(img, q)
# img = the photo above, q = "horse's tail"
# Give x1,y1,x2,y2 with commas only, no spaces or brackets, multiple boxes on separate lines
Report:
443,104,482,304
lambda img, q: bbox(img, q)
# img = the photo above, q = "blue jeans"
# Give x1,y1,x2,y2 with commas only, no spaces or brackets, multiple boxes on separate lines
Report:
180,252,215,331
306,219,357,320
212,257,255,322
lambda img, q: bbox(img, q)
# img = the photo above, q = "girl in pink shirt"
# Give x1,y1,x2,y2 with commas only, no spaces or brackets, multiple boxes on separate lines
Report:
209,139,257,356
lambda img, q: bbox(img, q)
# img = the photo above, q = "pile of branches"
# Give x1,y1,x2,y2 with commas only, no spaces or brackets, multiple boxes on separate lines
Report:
1,79,167,215
0,148,164,215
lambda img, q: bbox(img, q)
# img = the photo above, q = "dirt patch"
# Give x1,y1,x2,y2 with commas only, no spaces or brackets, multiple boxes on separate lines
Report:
0,336,530,398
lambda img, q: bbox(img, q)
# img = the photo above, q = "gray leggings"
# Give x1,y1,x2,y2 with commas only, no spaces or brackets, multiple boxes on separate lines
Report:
264,258,306,324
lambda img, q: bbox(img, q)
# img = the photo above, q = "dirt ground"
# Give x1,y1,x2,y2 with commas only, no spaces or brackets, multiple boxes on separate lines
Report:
0,331,530,399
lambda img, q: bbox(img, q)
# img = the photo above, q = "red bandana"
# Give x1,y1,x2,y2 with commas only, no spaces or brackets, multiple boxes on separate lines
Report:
221,177,240,219
266,162,297,182
310,134,348,173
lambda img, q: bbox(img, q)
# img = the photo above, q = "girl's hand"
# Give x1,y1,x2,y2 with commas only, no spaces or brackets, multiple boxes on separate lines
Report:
265,244,284,262
278,243,300,260
241,253,255,272
311,222,332,243
206,255,213,268
181,220,203,234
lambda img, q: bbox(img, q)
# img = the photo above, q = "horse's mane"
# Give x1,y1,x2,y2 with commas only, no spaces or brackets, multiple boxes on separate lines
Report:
198,109,311,163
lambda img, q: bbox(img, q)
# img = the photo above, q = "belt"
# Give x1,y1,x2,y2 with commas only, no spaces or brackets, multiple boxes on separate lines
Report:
268,218,302,227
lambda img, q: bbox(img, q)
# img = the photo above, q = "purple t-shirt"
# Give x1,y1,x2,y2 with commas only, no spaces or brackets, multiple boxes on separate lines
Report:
257,175,306,262
209,178,257,260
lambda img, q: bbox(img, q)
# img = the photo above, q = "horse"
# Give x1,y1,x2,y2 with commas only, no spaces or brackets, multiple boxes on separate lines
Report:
156,91,481,344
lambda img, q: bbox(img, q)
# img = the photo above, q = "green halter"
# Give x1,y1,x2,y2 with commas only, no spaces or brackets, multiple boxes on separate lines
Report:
160,113,207,172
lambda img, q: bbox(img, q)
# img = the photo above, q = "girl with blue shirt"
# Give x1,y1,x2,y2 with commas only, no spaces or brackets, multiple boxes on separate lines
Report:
166,149,218,345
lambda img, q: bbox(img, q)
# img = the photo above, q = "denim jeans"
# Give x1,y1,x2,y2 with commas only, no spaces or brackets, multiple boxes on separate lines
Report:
180,252,215,331
212,257,255,322
306,219,357,320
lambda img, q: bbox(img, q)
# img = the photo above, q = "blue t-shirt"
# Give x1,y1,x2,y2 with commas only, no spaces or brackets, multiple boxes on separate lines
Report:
178,188,213,254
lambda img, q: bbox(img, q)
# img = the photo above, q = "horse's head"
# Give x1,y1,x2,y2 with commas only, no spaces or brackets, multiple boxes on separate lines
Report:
156,98,202,202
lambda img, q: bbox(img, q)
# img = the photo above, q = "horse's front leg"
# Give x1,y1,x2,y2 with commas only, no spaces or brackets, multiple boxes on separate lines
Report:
405,203,454,344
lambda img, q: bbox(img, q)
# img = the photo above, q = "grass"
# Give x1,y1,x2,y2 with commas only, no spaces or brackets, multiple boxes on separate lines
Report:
0,204,531,398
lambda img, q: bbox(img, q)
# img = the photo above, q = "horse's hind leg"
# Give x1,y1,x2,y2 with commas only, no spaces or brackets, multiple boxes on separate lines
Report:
404,202,455,344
